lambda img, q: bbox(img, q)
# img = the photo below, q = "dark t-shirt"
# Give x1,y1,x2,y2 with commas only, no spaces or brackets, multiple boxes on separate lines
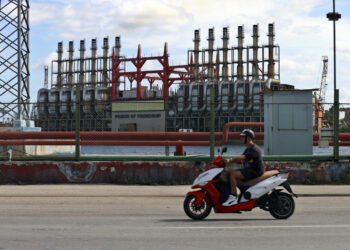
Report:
242,144,265,174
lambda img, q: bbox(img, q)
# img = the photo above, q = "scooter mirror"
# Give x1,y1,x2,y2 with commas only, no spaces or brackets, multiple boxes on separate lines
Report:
222,147,227,153
217,148,221,153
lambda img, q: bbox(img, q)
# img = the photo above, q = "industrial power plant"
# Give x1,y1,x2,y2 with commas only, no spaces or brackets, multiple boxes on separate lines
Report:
36,23,294,132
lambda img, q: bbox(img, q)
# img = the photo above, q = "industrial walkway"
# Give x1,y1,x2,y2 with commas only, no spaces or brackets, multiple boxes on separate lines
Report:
0,185,349,249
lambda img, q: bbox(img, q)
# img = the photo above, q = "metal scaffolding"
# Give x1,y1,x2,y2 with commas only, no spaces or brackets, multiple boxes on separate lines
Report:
0,0,30,121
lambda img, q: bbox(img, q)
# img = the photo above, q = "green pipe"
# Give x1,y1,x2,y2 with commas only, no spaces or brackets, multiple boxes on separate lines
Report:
75,84,81,161
334,89,339,160
210,86,215,159
1,154,349,162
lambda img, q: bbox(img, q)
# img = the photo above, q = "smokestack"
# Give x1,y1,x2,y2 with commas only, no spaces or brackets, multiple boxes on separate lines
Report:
79,40,85,86
252,24,259,79
237,25,244,80
102,37,109,86
115,36,121,58
44,65,48,89
208,28,215,81
267,23,275,79
193,29,200,81
222,27,229,80
91,38,97,85
215,48,220,81
57,42,63,87
114,36,121,90
68,41,74,87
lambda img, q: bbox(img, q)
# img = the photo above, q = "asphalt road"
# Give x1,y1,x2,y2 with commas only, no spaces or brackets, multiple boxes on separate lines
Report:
0,185,349,250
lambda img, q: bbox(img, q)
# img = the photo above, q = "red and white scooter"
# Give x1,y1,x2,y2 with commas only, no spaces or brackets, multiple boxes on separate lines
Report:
184,147,297,220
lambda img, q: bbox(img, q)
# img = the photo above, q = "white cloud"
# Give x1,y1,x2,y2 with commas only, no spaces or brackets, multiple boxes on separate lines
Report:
30,0,350,103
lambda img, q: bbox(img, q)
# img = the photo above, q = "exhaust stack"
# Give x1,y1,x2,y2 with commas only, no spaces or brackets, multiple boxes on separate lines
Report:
267,23,275,79
68,41,74,87
91,39,97,85
79,40,85,86
237,25,244,80
44,65,48,89
115,36,121,91
193,29,200,81
208,28,215,81
57,42,63,87
102,37,109,86
252,24,259,79
222,27,229,80
115,36,121,58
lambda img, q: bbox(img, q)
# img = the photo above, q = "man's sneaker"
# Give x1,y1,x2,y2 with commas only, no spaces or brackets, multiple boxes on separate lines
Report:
222,194,238,206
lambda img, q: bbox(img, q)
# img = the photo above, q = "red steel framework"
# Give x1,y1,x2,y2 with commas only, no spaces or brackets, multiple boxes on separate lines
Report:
111,43,194,100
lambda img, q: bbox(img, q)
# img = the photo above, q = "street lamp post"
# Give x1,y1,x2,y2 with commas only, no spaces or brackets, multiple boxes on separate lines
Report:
327,0,341,160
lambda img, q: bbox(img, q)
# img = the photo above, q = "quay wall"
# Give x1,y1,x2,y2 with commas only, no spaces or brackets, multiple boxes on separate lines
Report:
0,160,349,184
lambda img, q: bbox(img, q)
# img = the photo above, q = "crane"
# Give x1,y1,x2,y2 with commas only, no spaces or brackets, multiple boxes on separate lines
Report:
314,56,328,132
318,56,328,104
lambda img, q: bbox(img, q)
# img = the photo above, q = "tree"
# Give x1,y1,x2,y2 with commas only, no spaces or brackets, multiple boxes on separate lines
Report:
324,105,334,126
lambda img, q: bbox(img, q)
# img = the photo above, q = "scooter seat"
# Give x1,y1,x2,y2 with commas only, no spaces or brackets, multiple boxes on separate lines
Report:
240,170,279,186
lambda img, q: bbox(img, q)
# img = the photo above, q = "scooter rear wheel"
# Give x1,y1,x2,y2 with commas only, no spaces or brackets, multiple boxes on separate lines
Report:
269,192,295,219
184,195,212,220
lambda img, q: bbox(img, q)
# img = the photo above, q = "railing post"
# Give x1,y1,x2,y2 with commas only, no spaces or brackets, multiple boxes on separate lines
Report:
75,84,81,160
210,86,215,159
334,89,339,160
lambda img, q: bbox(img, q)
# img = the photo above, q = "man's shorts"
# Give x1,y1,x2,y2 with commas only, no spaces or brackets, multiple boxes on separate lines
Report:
238,168,262,182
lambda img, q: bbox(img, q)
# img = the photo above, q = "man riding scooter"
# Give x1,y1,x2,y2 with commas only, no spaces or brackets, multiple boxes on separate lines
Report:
222,129,265,206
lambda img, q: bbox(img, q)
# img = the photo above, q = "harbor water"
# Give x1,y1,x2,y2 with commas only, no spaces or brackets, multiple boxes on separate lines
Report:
81,145,350,156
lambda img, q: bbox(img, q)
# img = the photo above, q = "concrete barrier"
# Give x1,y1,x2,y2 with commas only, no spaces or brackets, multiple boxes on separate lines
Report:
0,160,349,184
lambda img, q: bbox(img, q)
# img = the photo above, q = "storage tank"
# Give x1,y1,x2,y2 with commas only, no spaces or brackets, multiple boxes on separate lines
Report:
70,87,82,113
82,86,95,114
235,80,248,113
177,84,186,113
59,87,72,115
48,88,60,116
191,83,201,113
249,80,264,112
220,82,233,112
95,86,110,113
37,88,49,117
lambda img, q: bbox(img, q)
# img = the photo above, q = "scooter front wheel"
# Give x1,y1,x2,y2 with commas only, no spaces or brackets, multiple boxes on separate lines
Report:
269,192,295,219
184,195,212,220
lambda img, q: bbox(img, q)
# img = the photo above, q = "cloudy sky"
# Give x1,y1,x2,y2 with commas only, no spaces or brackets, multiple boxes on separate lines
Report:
29,0,349,104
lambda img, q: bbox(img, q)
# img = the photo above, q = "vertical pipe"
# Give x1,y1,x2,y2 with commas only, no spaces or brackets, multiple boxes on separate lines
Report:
208,28,214,82
252,24,259,79
210,86,215,159
91,39,97,86
75,84,81,160
222,27,229,80
79,40,85,86
115,36,121,58
68,41,74,87
237,25,244,80
216,49,220,81
57,42,63,87
267,23,275,79
102,37,109,86
193,29,200,81
44,66,48,89
332,0,339,161
115,36,121,91
17,0,22,119
334,89,339,160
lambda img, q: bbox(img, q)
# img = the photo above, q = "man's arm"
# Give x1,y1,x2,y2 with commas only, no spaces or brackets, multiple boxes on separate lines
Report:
225,155,246,164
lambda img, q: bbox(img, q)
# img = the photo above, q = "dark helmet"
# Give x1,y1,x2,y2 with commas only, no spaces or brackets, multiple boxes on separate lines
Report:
240,129,255,139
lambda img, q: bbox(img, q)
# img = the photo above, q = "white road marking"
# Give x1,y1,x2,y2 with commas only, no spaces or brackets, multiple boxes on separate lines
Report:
161,224,350,230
